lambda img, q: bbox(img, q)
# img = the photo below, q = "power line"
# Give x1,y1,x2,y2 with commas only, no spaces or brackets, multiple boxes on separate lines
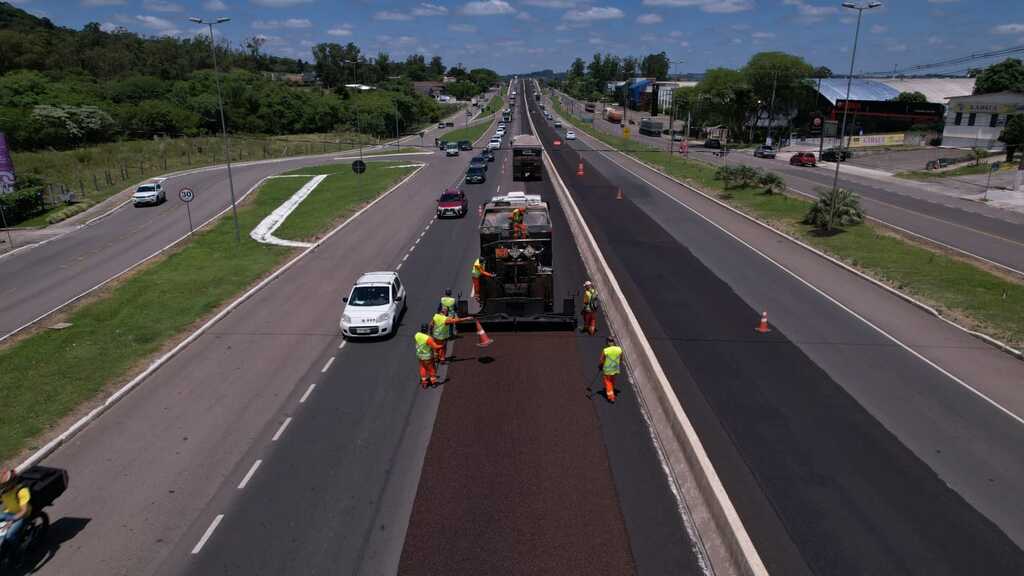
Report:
862,44,1024,77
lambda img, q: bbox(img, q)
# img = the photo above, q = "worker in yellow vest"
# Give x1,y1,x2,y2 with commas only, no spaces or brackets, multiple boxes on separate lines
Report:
581,280,598,336
440,289,458,335
430,311,470,364
471,258,495,302
597,336,623,403
414,323,444,388
510,206,527,239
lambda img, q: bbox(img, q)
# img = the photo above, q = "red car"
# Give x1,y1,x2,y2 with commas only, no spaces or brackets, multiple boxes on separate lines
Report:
789,152,816,167
436,187,467,218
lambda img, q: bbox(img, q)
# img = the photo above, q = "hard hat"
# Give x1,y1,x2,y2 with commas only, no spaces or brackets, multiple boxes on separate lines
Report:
583,280,592,287
420,323,430,333
444,288,452,296
606,336,615,345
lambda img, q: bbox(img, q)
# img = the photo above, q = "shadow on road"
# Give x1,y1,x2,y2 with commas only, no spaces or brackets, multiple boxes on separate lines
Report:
10,516,90,575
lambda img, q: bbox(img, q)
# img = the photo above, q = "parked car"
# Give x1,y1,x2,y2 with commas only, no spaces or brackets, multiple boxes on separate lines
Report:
465,164,487,184
437,122,445,129
132,182,166,206
445,121,455,127
565,130,577,140
446,142,460,156
436,187,467,218
704,138,722,149
753,145,777,159
481,148,495,162
458,140,473,151
340,271,406,339
820,147,853,162
789,152,817,167
469,155,488,172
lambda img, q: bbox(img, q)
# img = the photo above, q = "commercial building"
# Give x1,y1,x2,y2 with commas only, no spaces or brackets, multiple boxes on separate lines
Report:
654,81,698,116
941,91,1024,149
412,81,445,97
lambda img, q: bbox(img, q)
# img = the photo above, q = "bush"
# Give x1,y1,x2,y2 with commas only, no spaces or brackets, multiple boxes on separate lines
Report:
803,187,864,232
0,186,45,223
759,171,785,195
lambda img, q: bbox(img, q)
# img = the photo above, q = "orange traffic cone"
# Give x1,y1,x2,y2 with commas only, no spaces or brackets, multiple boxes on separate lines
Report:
475,320,493,347
755,311,771,334
577,161,584,176
616,188,623,200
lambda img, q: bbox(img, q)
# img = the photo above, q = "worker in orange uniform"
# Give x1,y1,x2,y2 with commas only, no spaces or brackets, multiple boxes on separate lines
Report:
430,311,470,364
414,323,444,388
471,258,495,302
581,280,598,336
597,336,623,403
510,206,528,239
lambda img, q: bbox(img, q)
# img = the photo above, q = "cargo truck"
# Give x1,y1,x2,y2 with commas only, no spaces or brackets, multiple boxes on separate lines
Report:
603,107,623,124
639,117,663,137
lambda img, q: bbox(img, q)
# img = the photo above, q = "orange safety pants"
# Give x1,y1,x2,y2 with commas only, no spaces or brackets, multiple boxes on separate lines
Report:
582,310,597,335
603,374,616,401
472,277,481,299
418,359,437,387
434,339,448,363
513,222,528,239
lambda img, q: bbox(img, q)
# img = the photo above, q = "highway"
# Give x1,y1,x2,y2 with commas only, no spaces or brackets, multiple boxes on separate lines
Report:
0,105,487,341
28,84,700,576
553,91,1024,276
533,82,1024,574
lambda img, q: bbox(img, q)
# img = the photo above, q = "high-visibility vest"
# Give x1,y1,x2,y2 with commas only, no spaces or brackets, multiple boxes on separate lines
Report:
511,208,524,224
583,287,598,312
432,313,450,340
602,346,622,375
440,296,456,314
414,332,433,360
472,259,484,278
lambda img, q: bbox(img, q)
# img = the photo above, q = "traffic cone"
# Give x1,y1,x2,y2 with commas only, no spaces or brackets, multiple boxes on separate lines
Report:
754,311,771,334
616,188,623,200
577,161,584,176
474,320,493,347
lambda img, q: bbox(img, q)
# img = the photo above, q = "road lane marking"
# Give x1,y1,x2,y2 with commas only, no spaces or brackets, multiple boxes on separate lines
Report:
191,514,224,554
299,384,316,403
272,418,292,442
321,357,335,373
237,460,262,490
414,237,421,245
338,340,347,350
396,262,403,270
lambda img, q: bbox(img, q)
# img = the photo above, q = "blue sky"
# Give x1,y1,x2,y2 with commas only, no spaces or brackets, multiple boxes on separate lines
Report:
10,0,1024,75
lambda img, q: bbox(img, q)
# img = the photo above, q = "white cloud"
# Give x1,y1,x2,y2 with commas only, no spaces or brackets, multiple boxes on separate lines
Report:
730,37,742,44
327,26,352,36
563,6,624,21
135,14,177,30
751,31,775,38
376,34,418,47
462,0,517,15
731,23,750,30
679,40,690,47
870,24,886,34
637,13,663,24
253,18,312,29
374,10,414,21
669,30,683,37
641,0,752,12
203,0,227,9
523,0,575,6
993,23,1024,35
413,2,449,15
99,21,119,32
254,33,287,46
927,0,959,3
555,23,569,31
516,11,533,20
81,0,126,5
142,0,183,11
589,36,605,45
250,0,312,7
927,35,944,45
299,39,316,47
449,23,478,32
886,42,908,52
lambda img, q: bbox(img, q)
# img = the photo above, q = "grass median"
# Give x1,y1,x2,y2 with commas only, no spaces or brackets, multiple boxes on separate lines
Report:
442,121,492,146
482,94,505,116
550,98,1024,349
0,161,416,463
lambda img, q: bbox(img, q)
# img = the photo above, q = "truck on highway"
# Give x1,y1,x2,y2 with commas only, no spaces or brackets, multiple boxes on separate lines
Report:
603,107,623,124
639,118,663,137
511,134,543,181
461,191,574,330
584,102,596,113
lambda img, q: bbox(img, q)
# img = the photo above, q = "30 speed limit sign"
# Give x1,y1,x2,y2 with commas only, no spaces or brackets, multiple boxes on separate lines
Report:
179,187,195,203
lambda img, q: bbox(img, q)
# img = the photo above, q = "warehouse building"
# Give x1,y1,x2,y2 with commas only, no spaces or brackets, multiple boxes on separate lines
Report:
941,91,1024,149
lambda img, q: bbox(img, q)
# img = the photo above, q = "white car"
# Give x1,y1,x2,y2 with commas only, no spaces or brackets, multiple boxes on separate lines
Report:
566,131,576,140
488,138,501,150
498,122,506,130
132,182,166,206
340,271,406,338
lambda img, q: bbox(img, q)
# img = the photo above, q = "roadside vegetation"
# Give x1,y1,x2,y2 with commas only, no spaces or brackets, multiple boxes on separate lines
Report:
895,159,1018,181
482,94,505,117
0,161,416,464
442,120,493,146
549,97,1024,349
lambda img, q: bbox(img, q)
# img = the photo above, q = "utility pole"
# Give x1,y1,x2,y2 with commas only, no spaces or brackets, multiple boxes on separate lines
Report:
189,16,240,244
766,69,778,147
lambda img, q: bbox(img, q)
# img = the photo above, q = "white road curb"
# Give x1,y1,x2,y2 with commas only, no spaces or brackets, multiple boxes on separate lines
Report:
15,163,425,473
249,175,327,248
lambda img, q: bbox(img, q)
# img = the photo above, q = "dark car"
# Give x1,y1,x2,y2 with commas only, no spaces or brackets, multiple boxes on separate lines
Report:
469,155,488,172
753,145,776,159
458,140,473,151
445,121,455,127
436,188,467,218
481,148,495,162
465,165,487,184
437,139,448,150
704,138,722,149
789,152,817,167
820,147,853,162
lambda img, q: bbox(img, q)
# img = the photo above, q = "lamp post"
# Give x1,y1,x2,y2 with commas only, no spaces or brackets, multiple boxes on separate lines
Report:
343,59,363,162
831,1,882,195
667,59,684,155
189,16,240,243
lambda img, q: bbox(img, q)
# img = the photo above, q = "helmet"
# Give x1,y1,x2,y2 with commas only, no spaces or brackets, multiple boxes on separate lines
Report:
444,288,452,296
583,280,592,287
606,336,615,345
420,323,430,333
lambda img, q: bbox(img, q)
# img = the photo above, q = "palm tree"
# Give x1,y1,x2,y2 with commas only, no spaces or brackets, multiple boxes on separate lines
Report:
804,187,864,232
759,172,785,195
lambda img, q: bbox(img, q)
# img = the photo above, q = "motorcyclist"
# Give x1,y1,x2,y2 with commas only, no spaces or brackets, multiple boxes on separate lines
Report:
0,468,30,546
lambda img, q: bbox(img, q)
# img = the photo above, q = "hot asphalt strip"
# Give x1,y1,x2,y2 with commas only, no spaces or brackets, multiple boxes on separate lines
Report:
531,90,1024,575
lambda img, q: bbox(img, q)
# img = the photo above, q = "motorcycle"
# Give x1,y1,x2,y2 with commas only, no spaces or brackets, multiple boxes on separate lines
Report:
0,466,67,571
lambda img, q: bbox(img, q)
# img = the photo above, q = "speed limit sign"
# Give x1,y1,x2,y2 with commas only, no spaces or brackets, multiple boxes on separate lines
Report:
179,187,195,203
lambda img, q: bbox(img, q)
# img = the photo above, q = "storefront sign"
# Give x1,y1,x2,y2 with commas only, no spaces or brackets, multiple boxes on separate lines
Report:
847,132,905,148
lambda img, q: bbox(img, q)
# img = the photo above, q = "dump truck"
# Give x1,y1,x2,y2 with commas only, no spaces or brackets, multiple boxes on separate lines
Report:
459,191,575,331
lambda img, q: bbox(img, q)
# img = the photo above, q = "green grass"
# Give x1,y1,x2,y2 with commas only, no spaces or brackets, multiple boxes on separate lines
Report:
895,161,1016,181
0,161,414,463
549,98,1024,349
482,94,505,116
442,120,492,146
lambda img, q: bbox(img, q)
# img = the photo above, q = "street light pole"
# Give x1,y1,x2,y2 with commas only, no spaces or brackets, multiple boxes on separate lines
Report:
831,1,881,195
189,16,240,244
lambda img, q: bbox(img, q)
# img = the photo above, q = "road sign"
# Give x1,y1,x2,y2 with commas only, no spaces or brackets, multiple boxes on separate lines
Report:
623,127,630,138
991,162,1001,172
178,187,194,203
352,160,367,174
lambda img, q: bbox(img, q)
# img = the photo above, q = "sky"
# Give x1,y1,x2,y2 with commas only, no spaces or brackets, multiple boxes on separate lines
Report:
9,0,1024,76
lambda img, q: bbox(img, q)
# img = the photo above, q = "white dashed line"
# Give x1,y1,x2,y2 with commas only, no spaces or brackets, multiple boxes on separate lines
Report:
414,237,421,245
272,417,292,442
321,357,335,373
396,262,403,270
299,384,316,403
237,460,262,490
338,340,347,351
191,514,224,554
402,253,410,261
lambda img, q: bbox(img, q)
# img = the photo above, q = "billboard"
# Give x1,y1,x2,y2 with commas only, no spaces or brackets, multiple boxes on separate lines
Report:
0,132,14,196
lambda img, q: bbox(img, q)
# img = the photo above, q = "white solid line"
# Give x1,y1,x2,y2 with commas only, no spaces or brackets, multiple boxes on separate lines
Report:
395,262,403,270
414,237,420,245
237,460,262,489
321,356,335,373
272,418,292,442
338,340,347,350
424,224,430,231
191,514,224,554
496,185,501,195
299,384,316,403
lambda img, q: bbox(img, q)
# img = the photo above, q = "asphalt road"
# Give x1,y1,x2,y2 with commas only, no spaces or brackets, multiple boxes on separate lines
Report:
0,106,486,341
532,83,1024,574
553,92,1024,276
29,87,699,576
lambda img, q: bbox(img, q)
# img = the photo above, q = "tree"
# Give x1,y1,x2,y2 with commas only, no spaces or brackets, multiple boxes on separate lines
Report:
568,57,586,79
696,67,752,138
621,56,638,79
973,58,1024,95
640,51,670,80
803,188,864,232
428,55,445,79
742,52,815,138
813,66,832,79
894,91,927,103
998,114,1024,162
